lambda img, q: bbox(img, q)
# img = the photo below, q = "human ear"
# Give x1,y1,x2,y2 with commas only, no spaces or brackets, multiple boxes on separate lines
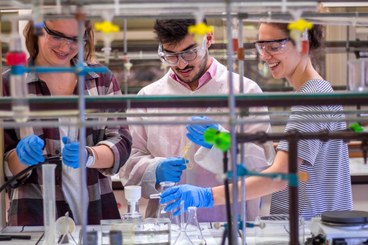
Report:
206,33,214,47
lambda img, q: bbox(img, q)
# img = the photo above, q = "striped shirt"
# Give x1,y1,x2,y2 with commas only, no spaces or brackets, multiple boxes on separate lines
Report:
2,60,132,226
271,79,353,220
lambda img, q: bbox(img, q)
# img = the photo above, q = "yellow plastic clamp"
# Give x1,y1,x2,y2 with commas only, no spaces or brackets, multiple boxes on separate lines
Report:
94,21,120,33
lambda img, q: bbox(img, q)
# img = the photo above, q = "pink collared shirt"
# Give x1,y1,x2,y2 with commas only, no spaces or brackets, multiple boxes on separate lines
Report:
170,58,217,90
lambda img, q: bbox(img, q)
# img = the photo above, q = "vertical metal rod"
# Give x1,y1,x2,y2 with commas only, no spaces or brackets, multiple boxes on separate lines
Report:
237,15,247,245
123,17,127,55
288,134,299,244
225,1,239,244
76,11,88,245
346,26,350,91
0,12,5,231
123,17,128,95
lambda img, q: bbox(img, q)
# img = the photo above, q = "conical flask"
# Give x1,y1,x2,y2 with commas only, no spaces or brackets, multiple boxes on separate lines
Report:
185,207,206,245
173,201,193,245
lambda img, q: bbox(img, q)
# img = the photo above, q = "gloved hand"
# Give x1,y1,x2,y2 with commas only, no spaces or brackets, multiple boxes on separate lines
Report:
156,157,187,184
160,184,214,216
186,116,219,149
16,135,45,166
62,136,84,169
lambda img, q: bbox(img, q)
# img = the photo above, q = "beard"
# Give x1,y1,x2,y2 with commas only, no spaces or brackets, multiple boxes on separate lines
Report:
175,52,209,85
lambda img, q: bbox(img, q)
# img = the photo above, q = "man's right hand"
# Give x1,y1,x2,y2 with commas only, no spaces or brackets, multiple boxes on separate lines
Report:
156,157,187,184
16,135,45,166
186,116,219,149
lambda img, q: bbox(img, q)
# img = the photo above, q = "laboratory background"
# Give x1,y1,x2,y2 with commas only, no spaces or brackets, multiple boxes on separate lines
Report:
0,0,368,244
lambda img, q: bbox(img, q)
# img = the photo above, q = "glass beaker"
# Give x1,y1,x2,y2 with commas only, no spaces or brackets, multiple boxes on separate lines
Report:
156,182,179,231
348,59,368,92
185,207,205,245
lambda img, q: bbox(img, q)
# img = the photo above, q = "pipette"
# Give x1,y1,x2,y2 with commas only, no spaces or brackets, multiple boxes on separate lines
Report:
183,141,193,170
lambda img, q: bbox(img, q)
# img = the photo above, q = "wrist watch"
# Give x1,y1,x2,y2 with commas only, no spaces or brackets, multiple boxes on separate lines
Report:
85,146,96,168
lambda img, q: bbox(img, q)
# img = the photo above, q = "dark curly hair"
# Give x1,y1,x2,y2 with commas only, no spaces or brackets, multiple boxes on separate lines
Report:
153,19,207,45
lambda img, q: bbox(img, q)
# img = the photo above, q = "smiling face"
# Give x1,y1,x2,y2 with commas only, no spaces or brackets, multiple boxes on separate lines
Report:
161,34,212,90
257,23,301,80
36,19,80,67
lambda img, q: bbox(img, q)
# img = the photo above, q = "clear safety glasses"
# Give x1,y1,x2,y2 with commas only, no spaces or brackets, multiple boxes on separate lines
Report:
43,23,87,50
254,38,290,56
158,38,206,66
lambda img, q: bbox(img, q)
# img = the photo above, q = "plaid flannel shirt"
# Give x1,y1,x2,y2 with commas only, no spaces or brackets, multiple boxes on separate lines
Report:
2,60,132,226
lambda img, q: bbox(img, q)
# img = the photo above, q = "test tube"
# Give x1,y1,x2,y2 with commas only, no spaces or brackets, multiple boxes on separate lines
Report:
102,34,113,64
301,29,309,55
42,164,57,245
6,20,29,123
9,67,29,123
231,18,239,53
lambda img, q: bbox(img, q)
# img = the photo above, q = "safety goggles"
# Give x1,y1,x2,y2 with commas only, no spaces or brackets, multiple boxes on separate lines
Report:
43,23,87,50
158,38,206,66
254,38,290,56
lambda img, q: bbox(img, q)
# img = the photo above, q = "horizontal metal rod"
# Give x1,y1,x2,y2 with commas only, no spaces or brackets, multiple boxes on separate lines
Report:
1,92,368,111
1,115,367,129
2,107,368,120
237,130,368,143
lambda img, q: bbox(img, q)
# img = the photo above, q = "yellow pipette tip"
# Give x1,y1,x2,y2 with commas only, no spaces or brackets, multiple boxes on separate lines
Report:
183,142,193,170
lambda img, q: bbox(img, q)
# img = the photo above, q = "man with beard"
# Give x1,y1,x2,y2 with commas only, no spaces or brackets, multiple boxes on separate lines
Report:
119,19,275,222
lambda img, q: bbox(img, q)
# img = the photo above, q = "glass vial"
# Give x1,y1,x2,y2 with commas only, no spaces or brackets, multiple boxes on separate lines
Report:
86,231,98,245
109,230,123,245
157,181,179,230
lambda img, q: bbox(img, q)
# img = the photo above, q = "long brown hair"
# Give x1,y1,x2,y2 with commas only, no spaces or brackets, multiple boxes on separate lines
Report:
23,19,96,64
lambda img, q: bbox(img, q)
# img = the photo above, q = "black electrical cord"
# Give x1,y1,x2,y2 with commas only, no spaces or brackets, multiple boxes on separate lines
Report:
223,151,233,245
221,227,227,245
0,155,60,193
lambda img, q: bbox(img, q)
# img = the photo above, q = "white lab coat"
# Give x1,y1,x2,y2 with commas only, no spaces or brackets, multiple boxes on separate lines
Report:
119,58,275,221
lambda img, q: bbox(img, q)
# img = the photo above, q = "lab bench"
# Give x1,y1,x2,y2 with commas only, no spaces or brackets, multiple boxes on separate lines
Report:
0,222,311,244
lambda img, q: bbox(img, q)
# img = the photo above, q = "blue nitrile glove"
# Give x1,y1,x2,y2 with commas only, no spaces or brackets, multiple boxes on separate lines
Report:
16,135,45,166
156,157,187,184
160,184,214,216
62,136,84,169
186,116,219,149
